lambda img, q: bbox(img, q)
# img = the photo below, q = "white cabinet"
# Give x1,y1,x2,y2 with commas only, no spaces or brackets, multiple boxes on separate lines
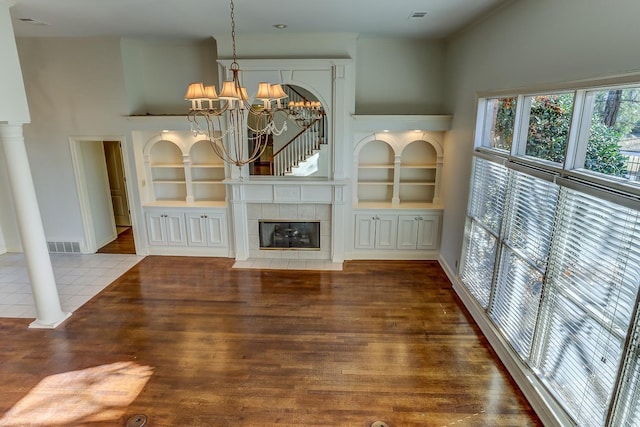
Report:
354,214,397,249
185,211,228,248
353,210,442,259
143,207,229,256
397,214,441,250
145,210,186,246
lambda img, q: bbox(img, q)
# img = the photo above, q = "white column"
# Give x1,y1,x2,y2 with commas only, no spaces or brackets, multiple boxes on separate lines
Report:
0,124,71,328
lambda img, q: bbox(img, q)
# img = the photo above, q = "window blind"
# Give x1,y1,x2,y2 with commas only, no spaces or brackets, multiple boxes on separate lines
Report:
532,187,640,426
610,316,640,427
489,171,559,360
460,157,509,308
466,157,509,235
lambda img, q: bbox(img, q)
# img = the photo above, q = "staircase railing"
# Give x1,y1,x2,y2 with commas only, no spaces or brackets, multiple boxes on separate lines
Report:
273,115,326,176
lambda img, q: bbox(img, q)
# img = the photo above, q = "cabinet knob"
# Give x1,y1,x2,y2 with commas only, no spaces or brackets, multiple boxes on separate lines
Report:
415,217,419,221
419,216,424,220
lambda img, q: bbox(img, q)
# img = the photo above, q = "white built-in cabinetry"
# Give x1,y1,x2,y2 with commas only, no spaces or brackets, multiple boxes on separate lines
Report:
139,132,230,256
351,115,450,259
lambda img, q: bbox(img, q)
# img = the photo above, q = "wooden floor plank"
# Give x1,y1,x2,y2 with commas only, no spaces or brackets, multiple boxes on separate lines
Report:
0,257,541,426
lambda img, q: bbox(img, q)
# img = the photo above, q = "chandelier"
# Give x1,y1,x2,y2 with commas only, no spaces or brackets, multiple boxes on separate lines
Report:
185,0,321,168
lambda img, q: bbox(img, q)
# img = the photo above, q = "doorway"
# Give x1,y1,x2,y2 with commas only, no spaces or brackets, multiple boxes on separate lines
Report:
69,136,136,254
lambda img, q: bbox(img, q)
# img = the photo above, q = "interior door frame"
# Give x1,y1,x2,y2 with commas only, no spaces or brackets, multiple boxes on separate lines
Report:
69,135,139,254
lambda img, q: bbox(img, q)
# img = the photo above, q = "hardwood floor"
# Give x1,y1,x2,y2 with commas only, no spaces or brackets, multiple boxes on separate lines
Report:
0,258,541,426
97,227,136,254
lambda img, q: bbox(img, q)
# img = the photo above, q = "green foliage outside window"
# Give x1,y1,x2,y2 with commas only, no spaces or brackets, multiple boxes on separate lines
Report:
492,93,629,176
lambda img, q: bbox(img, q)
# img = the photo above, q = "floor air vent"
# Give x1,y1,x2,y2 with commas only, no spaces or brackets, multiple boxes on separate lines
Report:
47,241,81,253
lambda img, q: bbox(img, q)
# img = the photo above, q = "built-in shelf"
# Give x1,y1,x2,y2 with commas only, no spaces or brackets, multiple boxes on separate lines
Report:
145,137,226,204
355,136,441,206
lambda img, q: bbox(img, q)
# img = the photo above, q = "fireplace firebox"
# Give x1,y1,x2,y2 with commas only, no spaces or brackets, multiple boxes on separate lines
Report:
259,220,320,250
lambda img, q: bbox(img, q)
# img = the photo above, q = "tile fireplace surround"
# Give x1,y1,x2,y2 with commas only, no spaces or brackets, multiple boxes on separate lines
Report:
226,180,347,263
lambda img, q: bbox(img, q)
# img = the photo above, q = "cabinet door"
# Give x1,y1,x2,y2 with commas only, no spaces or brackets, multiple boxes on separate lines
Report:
396,215,419,250
165,213,187,246
375,215,397,249
416,215,441,250
354,215,377,249
185,213,207,247
145,212,167,246
204,213,227,247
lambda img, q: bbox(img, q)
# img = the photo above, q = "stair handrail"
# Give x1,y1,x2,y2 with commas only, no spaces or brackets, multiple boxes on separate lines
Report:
272,117,322,158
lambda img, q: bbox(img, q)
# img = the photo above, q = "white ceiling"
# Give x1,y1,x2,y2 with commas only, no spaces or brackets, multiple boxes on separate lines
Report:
9,0,509,39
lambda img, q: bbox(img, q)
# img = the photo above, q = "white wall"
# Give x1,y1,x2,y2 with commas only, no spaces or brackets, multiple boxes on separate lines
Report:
121,38,217,115
0,3,29,124
15,37,130,246
7,30,445,250
0,145,21,252
7,37,219,251
440,0,640,269
355,37,445,115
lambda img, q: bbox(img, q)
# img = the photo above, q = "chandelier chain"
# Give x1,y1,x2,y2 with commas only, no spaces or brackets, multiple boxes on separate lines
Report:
230,0,238,67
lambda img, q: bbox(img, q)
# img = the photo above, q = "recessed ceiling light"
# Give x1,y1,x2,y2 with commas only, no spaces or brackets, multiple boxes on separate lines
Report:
18,18,50,26
273,24,287,30
409,12,428,19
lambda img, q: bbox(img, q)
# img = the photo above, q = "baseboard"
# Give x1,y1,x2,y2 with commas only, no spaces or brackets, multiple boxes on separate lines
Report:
437,255,572,427
146,246,232,257
349,250,440,260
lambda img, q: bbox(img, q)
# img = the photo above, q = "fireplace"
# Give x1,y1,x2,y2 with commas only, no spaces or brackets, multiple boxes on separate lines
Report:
259,221,320,250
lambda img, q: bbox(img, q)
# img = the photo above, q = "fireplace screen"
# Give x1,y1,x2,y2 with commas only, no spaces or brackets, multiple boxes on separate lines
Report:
259,221,320,250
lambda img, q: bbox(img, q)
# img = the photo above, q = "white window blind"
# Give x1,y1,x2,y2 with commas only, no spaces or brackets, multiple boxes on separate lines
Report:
611,317,640,427
460,157,509,308
532,187,640,426
489,171,559,360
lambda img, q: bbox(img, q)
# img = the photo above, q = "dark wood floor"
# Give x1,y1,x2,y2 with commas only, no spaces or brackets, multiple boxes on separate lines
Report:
97,227,135,254
0,258,541,426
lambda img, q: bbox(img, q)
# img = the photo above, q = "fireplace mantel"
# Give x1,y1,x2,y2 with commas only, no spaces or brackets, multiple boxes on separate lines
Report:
225,179,348,262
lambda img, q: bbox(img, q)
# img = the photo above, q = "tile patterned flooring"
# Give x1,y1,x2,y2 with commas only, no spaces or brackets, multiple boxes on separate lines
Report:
0,252,144,319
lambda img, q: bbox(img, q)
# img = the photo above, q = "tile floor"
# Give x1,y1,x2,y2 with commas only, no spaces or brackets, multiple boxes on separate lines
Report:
0,252,144,319
232,258,343,271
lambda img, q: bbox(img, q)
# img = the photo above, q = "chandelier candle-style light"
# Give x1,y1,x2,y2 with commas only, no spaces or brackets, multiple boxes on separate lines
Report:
184,0,289,167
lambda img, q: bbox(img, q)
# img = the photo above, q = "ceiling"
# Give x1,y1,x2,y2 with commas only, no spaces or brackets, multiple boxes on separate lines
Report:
9,0,510,39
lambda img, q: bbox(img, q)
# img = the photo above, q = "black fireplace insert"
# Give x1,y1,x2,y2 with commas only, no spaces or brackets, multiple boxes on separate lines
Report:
259,220,320,250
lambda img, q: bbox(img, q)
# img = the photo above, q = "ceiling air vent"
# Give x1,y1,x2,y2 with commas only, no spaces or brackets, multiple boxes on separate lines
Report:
409,12,428,19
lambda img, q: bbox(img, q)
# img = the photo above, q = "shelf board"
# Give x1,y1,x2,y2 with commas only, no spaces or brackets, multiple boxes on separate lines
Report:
355,201,443,210
153,180,186,184
358,164,395,169
192,180,225,184
191,164,225,168
358,181,394,186
151,164,184,168
144,200,227,208
400,165,437,169
399,182,436,186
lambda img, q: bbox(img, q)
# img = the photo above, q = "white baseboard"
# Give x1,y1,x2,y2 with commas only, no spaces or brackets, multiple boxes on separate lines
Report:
146,246,232,258
437,256,572,427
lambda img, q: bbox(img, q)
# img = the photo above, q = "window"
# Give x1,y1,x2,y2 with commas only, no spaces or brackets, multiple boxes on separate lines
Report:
481,97,517,151
490,171,558,360
532,188,640,426
582,87,640,181
525,93,574,164
463,79,640,426
459,157,508,308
